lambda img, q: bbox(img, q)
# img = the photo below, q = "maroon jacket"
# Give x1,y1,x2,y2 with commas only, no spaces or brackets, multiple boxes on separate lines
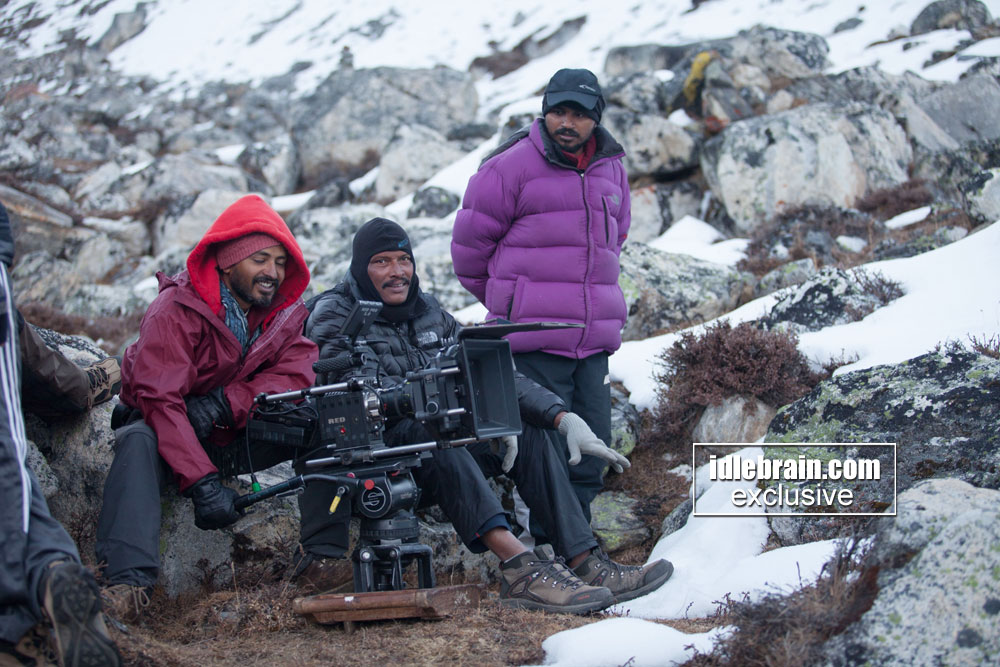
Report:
120,195,317,491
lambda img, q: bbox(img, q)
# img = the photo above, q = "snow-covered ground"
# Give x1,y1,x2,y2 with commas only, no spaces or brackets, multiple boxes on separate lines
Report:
6,0,1000,663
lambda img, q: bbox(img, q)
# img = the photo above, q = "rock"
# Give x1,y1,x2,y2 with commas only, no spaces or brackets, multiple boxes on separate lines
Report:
373,124,465,203
754,258,818,298
659,498,692,539
151,188,249,256
602,109,698,178
821,478,1000,666
590,491,650,552
408,186,460,219
691,395,777,444
910,0,994,35
238,133,300,196
873,224,969,260
912,138,1000,221
619,243,754,340
916,74,1000,146
766,350,1000,493
92,5,148,56
701,103,911,231
627,181,704,244
291,67,477,187
961,167,1000,222
610,381,641,462
759,267,899,334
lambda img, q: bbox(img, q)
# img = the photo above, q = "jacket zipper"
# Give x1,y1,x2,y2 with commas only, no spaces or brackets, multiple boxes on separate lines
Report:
580,170,594,357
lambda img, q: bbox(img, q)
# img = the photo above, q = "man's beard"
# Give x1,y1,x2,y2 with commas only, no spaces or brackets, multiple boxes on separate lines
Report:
554,129,586,153
231,274,277,308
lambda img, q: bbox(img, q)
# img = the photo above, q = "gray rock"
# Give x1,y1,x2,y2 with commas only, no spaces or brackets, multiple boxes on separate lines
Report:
701,103,911,231
620,244,753,340
821,479,1000,666
292,67,477,186
691,395,777,444
602,109,698,178
610,381,641,461
92,5,148,56
961,167,1000,222
373,124,465,203
408,186,460,219
759,267,899,334
755,258,818,298
912,138,1000,221
238,133,300,196
917,74,1000,146
151,188,249,257
911,0,994,35
590,491,650,552
766,350,1000,493
659,498,692,539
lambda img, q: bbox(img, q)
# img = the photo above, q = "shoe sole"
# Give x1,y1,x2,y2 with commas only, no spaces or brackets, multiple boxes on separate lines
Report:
613,560,675,604
500,593,614,615
48,567,122,667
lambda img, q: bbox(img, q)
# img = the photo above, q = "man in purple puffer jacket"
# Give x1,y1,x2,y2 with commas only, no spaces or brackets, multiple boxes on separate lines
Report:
452,68,630,530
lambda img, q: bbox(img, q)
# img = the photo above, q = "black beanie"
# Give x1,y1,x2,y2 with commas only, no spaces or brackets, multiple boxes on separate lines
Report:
349,217,419,321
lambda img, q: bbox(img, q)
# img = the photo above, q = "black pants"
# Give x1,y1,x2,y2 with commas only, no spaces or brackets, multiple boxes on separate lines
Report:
387,419,597,561
0,468,81,643
513,351,612,524
95,417,348,588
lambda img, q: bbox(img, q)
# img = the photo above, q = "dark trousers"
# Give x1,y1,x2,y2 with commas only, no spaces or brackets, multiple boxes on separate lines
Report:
513,351,611,525
0,468,81,642
388,419,597,561
95,418,348,588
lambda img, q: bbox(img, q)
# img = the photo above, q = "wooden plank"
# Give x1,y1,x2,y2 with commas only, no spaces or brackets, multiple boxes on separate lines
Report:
293,584,484,625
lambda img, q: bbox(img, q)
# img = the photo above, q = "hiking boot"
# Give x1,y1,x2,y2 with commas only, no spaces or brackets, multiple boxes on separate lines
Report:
0,624,58,666
499,547,613,615
41,561,122,667
572,548,674,604
291,553,353,593
85,356,121,409
100,584,151,624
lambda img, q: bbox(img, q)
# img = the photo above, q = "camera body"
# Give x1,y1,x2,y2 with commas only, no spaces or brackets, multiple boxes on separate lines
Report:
242,301,523,592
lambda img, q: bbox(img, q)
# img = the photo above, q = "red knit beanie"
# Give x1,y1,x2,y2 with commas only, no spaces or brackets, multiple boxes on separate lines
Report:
215,233,282,269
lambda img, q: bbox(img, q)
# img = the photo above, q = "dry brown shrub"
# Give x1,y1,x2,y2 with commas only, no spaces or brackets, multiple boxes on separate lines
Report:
968,333,1000,359
682,538,878,666
855,179,933,221
649,321,824,454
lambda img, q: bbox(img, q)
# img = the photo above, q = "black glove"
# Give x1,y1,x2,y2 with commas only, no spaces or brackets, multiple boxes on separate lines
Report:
185,387,234,441
185,473,243,530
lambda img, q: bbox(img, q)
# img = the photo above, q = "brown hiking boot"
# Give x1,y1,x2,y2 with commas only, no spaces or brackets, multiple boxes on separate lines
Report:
500,547,613,615
100,584,150,624
41,561,122,666
572,548,674,604
85,356,121,409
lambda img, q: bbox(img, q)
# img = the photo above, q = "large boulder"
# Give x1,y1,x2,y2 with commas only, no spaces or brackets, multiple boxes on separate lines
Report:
373,124,465,203
602,110,698,178
821,479,1000,666
766,350,1000,493
701,103,911,231
291,67,477,187
619,243,753,340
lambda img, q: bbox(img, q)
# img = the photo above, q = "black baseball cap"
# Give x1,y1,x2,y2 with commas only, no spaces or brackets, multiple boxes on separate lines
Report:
542,68,605,122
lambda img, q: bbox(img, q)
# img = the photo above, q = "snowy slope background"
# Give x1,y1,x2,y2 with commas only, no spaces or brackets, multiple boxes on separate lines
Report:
5,1,1000,665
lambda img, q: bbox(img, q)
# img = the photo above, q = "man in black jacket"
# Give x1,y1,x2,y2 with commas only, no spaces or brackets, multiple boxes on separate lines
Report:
304,217,673,614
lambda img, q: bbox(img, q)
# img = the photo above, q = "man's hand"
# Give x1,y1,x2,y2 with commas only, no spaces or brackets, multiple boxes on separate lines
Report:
185,387,234,441
497,435,518,473
556,412,631,474
185,473,243,530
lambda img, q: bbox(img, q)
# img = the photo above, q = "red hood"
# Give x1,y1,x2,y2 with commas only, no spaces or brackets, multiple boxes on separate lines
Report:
185,195,309,321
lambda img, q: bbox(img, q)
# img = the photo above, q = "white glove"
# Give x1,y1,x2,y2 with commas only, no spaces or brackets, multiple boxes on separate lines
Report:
557,412,631,474
496,435,518,473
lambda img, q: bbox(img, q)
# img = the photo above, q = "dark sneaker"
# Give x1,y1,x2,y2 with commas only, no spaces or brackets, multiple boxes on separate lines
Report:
291,553,353,593
500,547,613,615
100,584,151,624
42,562,122,666
572,548,674,604
86,356,121,409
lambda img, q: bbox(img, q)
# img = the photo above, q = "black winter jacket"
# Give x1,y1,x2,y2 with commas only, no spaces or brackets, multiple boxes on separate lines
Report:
304,275,566,430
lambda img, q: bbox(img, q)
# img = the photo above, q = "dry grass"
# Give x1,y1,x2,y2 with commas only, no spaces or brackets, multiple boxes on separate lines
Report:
968,333,1000,359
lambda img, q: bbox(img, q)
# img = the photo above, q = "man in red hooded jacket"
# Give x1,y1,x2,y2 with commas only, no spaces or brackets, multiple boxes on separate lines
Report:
95,195,330,621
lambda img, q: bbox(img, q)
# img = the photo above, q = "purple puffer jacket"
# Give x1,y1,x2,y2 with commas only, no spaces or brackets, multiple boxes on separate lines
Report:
451,118,630,359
